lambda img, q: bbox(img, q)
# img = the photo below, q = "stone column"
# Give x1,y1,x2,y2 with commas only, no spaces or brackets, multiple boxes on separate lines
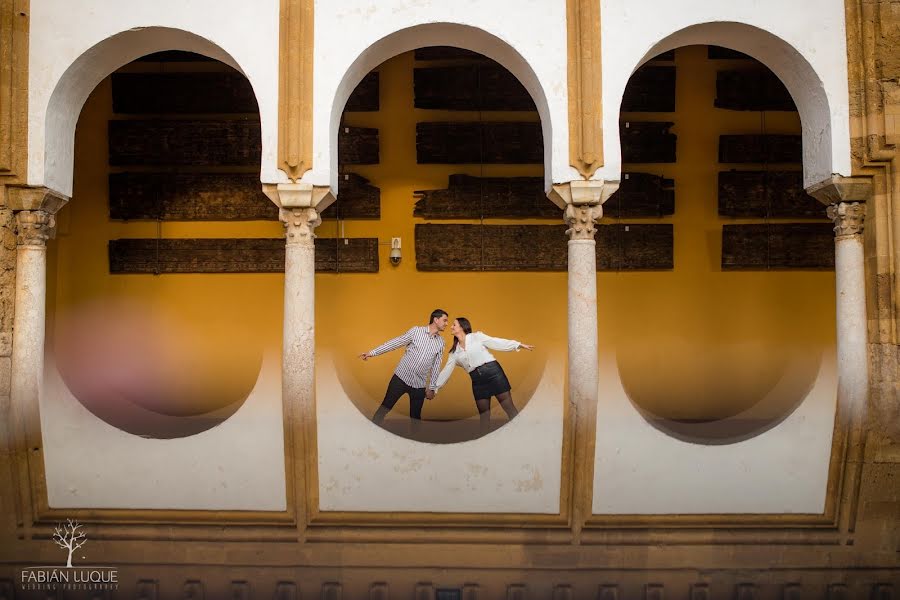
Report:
549,179,617,539
5,186,67,524
826,201,868,420
263,182,332,518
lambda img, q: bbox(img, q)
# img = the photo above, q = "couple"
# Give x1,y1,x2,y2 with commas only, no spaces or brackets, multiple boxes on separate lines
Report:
359,309,533,435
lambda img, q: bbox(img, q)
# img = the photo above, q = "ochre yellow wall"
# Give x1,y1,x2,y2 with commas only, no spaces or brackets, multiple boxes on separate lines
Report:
49,45,835,432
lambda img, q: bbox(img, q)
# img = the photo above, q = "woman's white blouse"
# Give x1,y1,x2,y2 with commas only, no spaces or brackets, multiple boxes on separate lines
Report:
434,331,522,390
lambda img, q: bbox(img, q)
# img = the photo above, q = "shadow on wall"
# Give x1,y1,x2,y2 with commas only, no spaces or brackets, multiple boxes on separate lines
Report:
617,340,825,444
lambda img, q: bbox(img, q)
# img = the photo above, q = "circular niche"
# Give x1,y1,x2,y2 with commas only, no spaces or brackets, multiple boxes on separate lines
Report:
53,299,263,439
616,338,825,444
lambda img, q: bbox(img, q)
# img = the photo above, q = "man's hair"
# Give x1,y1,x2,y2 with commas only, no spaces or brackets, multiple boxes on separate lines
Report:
429,309,448,324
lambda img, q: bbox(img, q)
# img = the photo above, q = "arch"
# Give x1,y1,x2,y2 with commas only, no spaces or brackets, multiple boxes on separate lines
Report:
38,26,262,197
327,22,555,195
610,22,845,188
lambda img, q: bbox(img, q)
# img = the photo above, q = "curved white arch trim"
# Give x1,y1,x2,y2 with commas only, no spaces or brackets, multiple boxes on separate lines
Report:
308,3,576,192
600,3,851,188
28,0,283,196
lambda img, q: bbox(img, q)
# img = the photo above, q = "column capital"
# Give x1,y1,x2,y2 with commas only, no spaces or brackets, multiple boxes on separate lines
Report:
806,175,873,206
6,185,69,213
262,182,335,211
15,210,55,247
547,179,619,210
827,201,866,238
279,206,321,246
564,203,603,241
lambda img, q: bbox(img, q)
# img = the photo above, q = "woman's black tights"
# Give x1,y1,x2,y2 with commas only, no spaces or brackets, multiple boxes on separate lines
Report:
475,391,519,435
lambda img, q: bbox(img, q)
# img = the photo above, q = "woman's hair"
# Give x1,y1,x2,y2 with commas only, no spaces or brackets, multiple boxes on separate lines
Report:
450,317,473,353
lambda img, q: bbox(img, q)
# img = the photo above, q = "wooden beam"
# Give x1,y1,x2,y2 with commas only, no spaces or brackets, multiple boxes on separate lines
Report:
721,224,834,270
111,72,259,114
416,122,543,164
323,173,380,219
621,66,676,113
108,237,379,273
718,135,802,163
718,171,823,218
620,121,677,163
605,172,675,217
108,120,261,166
414,175,557,219
339,126,379,164
415,224,673,271
715,69,795,111
344,72,379,112
413,65,535,111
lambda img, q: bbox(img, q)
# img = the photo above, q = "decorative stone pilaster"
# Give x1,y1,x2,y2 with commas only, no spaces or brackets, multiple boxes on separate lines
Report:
549,179,618,539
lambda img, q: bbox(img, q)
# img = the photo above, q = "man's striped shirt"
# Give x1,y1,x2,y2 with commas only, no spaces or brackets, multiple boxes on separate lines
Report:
368,326,445,389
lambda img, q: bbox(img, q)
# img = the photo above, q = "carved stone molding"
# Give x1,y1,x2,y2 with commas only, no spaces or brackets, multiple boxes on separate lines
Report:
806,175,874,206
0,0,29,178
564,203,603,240
827,202,866,238
278,0,314,180
548,179,619,209
566,0,604,178
263,182,332,246
14,210,54,247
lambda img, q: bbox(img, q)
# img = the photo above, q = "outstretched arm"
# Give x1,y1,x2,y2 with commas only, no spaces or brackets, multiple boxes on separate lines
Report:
480,332,533,352
360,327,414,360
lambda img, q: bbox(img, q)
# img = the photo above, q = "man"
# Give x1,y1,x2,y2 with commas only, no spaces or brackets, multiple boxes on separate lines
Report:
359,309,448,431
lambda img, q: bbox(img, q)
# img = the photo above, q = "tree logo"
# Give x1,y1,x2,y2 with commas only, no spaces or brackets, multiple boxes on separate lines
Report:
19,520,118,593
53,519,87,567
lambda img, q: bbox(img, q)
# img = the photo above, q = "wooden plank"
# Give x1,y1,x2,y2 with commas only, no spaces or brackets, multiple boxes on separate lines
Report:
108,238,379,273
111,72,258,114
621,66,676,112
415,224,672,271
339,126,379,164
323,173,381,219
414,65,535,111
605,172,675,217
414,47,486,61
715,69,795,111
718,134,802,163
721,223,834,270
109,173,276,220
413,174,557,219
718,171,823,218
620,121,677,163
344,72,380,112
108,120,261,166
416,122,543,164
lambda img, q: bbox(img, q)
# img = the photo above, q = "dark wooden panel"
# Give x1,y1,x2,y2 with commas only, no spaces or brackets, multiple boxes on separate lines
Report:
136,51,215,62
108,238,379,273
414,47,486,61
718,135,802,163
112,73,258,114
108,120,261,166
715,69,795,111
344,72,380,112
708,46,755,60
109,172,276,220
338,126,379,164
620,121,676,163
416,121,543,164
322,173,381,219
605,172,675,217
415,224,672,271
650,50,676,61
414,65,535,111
721,223,834,270
413,175,557,219
718,171,823,218
621,66,676,112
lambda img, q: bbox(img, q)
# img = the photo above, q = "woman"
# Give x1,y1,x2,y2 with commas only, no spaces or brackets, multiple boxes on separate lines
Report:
433,317,534,435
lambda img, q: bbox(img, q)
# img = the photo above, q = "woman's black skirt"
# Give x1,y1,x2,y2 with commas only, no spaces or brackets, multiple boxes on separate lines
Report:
468,360,512,399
